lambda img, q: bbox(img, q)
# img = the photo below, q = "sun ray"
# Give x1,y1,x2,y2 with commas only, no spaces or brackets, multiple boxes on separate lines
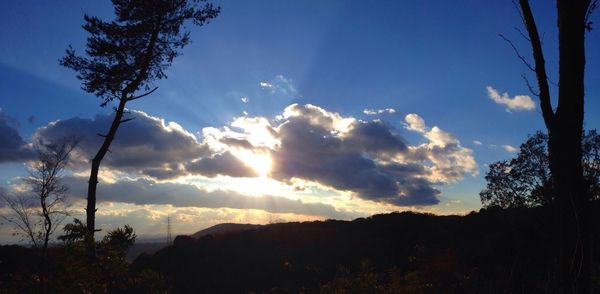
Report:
231,149,272,178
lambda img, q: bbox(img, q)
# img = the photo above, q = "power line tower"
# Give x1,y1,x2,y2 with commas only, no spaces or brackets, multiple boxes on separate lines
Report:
166,215,172,245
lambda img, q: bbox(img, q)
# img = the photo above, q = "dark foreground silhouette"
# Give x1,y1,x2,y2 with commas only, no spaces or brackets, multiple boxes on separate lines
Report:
132,203,600,293
1,202,599,293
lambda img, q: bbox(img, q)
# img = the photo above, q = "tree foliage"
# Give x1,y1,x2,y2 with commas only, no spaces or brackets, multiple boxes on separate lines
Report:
100,224,136,255
480,130,600,208
57,218,88,245
60,0,220,106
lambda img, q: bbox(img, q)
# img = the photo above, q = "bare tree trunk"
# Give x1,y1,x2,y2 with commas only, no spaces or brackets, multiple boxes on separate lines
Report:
518,0,590,292
41,196,51,257
85,97,127,258
41,195,51,294
554,1,589,292
549,130,588,293
83,27,159,257
42,217,51,294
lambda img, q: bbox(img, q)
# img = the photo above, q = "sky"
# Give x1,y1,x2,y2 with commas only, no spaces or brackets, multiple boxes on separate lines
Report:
1,0,599,243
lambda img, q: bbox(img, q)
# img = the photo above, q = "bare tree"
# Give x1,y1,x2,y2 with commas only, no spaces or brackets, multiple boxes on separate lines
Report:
60,0,220,257
1,137,77,257
509,0,597,292
29,138,78,256
1,190,40,247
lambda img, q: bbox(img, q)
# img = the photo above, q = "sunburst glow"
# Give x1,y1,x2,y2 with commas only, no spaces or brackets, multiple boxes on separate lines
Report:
232,149,272,177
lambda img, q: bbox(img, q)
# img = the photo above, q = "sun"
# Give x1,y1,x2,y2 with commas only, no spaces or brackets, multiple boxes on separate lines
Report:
232,149,272,177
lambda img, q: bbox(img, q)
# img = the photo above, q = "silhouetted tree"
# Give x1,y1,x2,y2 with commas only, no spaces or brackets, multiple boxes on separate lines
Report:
582,130,600,199
1,191,38,246
514,0,597,291
30,138,78,258
60,0,219,256
100,224,136,256
58,218,88,245
98,224,137,292
54,222,139,292
0,138,77,256
0,138,77,293
480,130,600,209
480,132,552,209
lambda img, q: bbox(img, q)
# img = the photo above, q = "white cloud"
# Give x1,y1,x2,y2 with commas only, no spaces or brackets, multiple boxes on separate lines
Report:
258,82,273,89
423,126,459,147
280,103,355,134
473,140,483,145
503,144,518,153
486,86,535,111
259,74,299,97
363,108,396,115
403,114,478,183
241,96,249,103
404,113,428,133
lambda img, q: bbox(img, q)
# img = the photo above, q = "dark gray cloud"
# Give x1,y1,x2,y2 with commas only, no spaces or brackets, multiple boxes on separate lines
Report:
219,137,255,149
269,106,439,206
140,163,185,180
34,111,206,171
62,176,355,219
343,120,407,155
392,177,440,206
0,113,33,163
185,152,258,178
33,111,259,179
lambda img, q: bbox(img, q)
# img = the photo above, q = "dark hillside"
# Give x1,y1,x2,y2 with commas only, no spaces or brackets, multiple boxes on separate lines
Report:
125,242,167,262
131,202,600,293
190,223,263,239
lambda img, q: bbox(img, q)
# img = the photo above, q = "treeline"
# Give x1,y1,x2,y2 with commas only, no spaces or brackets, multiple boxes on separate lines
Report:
2,202,599,292
130,203,600,293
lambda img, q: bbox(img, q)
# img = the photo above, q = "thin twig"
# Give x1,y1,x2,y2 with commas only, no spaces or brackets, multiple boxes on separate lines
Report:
499,34,536,72
514,27,531,42
522,74,540,97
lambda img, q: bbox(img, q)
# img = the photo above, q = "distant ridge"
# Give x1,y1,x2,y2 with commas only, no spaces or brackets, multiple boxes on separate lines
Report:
190,223,262,239
131,203,600,293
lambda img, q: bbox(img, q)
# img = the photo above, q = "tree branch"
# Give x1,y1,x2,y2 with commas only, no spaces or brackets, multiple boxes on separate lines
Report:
522,74,540,97
514,27,531,42
120,117,136,123
127,86,158,101
585,0,598,31
518,0,555,130
498,33,536,72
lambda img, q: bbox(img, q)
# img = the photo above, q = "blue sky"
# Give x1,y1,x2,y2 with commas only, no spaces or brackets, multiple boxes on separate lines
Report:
1,0,599,241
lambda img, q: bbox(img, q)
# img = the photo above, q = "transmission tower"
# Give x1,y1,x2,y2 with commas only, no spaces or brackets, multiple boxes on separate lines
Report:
166,215,172,245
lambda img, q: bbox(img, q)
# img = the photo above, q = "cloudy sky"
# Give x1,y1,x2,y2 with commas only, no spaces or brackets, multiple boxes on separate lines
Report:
1,0,599,243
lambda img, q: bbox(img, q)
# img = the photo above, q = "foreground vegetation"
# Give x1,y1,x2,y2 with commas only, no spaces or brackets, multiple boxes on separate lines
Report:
133,204,600,293
2,202,598,293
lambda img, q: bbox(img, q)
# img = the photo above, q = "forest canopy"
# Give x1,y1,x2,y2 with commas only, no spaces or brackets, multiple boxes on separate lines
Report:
480,130,600,208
